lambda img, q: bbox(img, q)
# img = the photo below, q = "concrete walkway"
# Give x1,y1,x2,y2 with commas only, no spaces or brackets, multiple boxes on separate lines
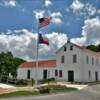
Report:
37,82,88,90
56,82,88,90
0,83,16,89
0,83,17,94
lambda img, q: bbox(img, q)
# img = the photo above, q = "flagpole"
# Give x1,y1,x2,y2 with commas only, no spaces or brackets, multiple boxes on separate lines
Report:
35,20,39,89
34,16,51,89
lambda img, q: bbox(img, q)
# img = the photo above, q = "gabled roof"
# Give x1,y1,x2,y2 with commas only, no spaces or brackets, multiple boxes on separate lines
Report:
71,42,100,57
57,41,100,57
19,60,56,68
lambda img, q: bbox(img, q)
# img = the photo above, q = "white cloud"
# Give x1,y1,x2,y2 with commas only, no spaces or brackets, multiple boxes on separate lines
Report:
70,0,84,12
52,18,62,24
84,3,97,17
50,12,63,24
82,17,100,45
0,0,16,7
70,0,98,18
33,10,45,19
71,17,100,46
51,12,62,17
44,0,52,7
1,17,100,61
0,29,67,61
71,37,86,46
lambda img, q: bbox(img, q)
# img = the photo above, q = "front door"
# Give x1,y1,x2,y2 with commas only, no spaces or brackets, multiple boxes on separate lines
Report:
68,71,74,82
95,71,98,81
43,70,47,79
27,70,30,79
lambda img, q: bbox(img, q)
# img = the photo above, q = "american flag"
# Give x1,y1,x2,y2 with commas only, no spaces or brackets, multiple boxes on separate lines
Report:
39,16,52,28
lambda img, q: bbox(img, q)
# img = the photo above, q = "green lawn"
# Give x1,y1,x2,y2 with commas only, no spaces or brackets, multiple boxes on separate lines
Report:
0,91,39,98
0,85,78,98
51,87,77,93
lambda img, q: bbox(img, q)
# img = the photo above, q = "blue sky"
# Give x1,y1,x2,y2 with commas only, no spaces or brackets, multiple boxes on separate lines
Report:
0,0,99,37
0,0,100,61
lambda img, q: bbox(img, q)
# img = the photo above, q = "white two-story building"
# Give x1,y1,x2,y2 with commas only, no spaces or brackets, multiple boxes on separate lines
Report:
56,40,100,82
17,40,100,82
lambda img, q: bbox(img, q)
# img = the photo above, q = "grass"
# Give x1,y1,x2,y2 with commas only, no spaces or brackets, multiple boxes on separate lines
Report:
51,87,77,93
38,84,78,94
0,85,78,98
0,91,39,98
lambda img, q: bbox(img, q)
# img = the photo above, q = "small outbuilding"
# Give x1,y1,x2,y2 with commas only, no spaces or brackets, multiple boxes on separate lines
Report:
17,60,56,80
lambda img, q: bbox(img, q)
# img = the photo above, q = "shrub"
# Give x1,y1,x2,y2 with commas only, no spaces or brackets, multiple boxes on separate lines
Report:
16,79,28,85
31,78,35,86
39,87,50,94
26,79,35,86
38,78,55,84
47,78,55,83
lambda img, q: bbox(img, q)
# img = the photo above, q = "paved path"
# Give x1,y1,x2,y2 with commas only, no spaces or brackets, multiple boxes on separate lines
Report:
1,84,100,100
0,83,15,89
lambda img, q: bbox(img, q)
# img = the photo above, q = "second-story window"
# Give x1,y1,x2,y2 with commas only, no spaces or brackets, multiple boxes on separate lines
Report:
73,54,77,63
70,45,73,50
64,46,66,51
61,56,65,64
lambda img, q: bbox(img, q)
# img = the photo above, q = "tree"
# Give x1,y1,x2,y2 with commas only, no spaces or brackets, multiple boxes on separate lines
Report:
0,51,25,77
87,44,100,52
87,45,98,52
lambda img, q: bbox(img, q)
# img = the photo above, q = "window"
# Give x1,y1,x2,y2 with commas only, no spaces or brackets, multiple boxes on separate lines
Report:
86,56,89,64
59,70,62,77
92,57,94,65
27,70,31,79
55,70,58,77
61,56,65,63
70,45,73,50
73,54,77,63
64,46,66,51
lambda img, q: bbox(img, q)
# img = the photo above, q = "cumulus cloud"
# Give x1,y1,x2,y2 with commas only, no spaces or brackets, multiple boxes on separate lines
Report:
1,17,100,61
0,29,67,61
50,12,63,24
71,17,100,46
33,10,63,25
82,17,100,45
33,10,45,19
0,0,16,7
71,37,86,46
70,0,84,12
70,0,99,18
44,0,52,7
84,3,97,16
